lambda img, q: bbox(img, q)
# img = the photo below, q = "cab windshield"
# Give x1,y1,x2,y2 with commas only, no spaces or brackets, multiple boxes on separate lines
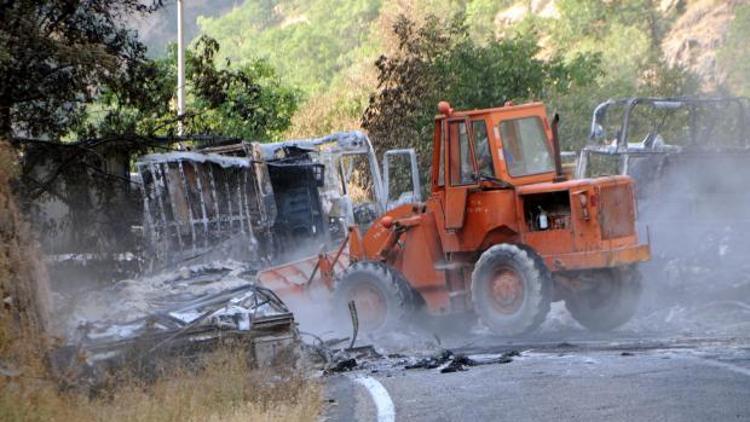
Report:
497,117,554,177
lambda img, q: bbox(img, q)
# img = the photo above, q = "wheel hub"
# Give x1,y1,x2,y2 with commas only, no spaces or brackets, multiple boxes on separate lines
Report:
488,268,524,314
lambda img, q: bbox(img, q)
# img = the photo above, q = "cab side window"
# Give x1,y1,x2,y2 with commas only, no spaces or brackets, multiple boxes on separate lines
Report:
448,121,474,185
498,117,554,177
438,129,445,187
472,120,493,177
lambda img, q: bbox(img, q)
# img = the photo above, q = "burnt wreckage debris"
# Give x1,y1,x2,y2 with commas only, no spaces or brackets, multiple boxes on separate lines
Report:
403,349,520,374
17,131,424,379
137,151,274,267
577,96,750,324
42,132,394,380
17,131,410,278
317,341,521,375
52,262,299,383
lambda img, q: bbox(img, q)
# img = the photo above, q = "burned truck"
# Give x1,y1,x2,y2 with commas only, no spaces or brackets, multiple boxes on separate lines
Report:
138,131,421,270
576,97,750,293
18,130,418,289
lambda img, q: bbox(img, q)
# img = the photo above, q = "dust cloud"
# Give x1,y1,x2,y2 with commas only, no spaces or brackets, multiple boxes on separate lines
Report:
630,149,750,337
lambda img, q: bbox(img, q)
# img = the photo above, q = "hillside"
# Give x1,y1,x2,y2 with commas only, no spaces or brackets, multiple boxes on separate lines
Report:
196,0,384,94
662,0,747,91
146,0,750,141
132,0,241,56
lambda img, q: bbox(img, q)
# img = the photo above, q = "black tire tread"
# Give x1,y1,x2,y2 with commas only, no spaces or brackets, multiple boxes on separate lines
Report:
471,244,552,336
565,267,643,332
333,261,414,332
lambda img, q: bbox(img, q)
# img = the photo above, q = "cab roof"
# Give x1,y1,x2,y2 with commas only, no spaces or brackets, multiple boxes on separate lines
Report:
434,101,547,120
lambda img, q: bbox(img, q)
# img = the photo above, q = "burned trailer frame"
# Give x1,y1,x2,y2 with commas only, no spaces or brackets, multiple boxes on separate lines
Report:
137,152,275,268
13,138,158,280
576,97,750,180
574,97,750,284
576,96,750,204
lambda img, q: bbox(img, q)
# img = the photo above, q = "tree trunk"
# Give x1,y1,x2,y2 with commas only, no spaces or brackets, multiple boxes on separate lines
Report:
0,105,12,140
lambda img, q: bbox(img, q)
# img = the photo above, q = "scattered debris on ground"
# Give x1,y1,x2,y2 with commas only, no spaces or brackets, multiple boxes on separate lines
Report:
404,349,520,373
311,334,521,375
50,261,301,386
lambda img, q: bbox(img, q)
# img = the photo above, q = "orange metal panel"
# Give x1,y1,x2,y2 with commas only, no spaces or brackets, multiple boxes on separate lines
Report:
597,183,636,240
453,190,519,252
543,244,651,272
524,230,575,256
444,187,468,229
360,204,414,258
427,196,461,252
395,213,449,312
257,252,351,301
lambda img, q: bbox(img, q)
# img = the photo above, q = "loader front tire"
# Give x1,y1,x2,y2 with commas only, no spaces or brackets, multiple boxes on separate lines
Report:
333,261,414,334
471,244,552,336
565,267,642,332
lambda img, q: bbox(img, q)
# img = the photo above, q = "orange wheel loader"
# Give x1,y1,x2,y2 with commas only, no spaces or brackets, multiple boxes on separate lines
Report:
292,101,650,335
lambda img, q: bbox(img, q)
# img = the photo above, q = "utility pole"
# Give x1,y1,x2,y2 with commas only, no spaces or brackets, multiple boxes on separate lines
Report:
177,0,185,138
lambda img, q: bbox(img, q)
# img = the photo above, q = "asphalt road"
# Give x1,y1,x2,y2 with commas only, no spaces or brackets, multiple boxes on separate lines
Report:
324,333,750,421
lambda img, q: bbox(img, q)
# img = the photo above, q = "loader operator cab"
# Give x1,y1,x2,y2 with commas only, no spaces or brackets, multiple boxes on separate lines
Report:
433,101,561,231
433,101,558,193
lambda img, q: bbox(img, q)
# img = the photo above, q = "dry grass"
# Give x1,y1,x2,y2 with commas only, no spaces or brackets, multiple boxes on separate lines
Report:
0,347,322,422
0,141,51,360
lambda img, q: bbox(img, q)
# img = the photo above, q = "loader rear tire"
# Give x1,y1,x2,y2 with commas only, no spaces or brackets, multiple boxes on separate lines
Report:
333,261,414,334
565,267,642,332
471,244,552,336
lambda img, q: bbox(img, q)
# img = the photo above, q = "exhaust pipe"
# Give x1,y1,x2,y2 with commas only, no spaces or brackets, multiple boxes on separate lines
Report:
551,113,565,182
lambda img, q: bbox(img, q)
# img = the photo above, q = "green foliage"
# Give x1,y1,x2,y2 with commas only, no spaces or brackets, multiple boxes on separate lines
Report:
185,37,300,140
77,57,176,138
191,0,703,149
554,0,663,44
0,0,164,139
543,0,697,149
77,37,300,141
198,0,383,95
719,4,750,97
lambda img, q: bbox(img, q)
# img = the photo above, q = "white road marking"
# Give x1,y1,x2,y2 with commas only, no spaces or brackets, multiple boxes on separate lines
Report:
697,357,750,377
349,374,396,422
669,349,750,378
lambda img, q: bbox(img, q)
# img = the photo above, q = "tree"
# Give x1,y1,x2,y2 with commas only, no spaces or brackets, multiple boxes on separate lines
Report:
184,36,300,140
76,36,301,141
719,4,750,97
0,0,163,139
362,15,459,165
362,14,601,174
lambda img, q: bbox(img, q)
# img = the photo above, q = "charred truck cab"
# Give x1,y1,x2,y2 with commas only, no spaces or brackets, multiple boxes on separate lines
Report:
333,101,650,334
